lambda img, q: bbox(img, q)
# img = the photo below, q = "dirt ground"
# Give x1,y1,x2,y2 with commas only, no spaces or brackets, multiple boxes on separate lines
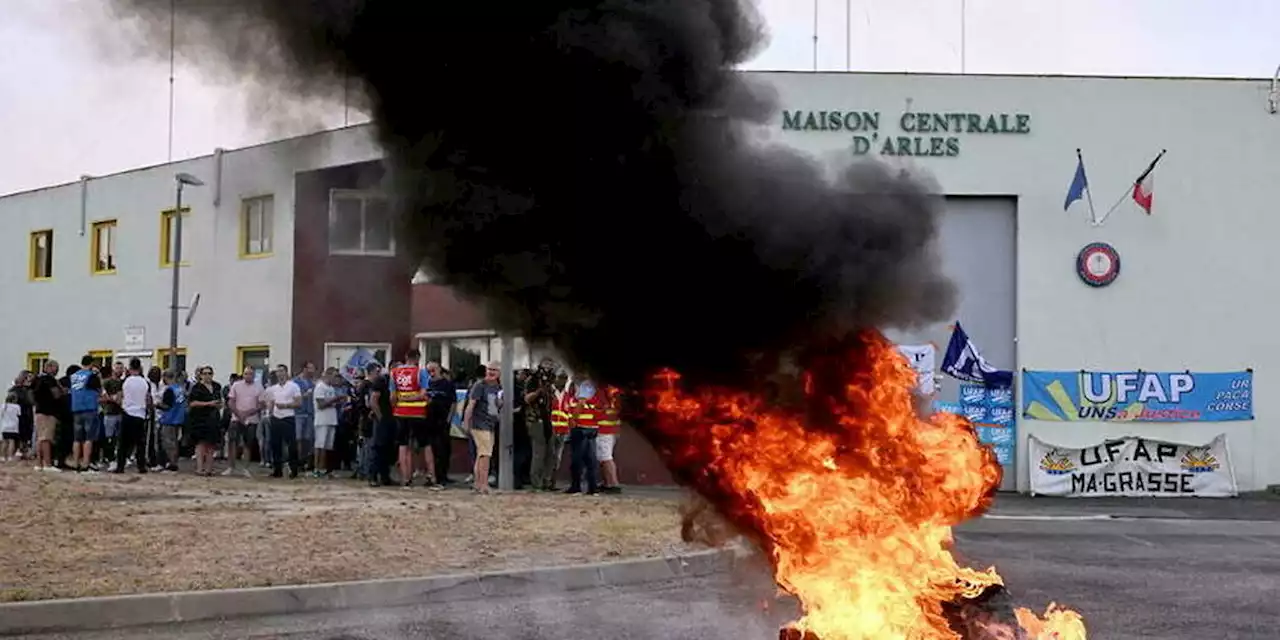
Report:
0,464,690,602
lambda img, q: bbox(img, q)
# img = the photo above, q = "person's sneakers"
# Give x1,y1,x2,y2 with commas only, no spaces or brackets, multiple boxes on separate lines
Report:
602,486,623,495
288,465,298,479
220,467,235,476
242,467,253,479
564,487,582,495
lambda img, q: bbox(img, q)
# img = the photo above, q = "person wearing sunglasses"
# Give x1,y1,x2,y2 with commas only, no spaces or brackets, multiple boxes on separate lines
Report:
187,366,223,476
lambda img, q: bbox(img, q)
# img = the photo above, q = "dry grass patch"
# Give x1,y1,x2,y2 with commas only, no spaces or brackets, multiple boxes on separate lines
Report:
0,464,688,602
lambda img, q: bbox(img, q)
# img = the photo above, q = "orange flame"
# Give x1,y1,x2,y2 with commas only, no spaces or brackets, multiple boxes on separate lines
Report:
642,332,1086,639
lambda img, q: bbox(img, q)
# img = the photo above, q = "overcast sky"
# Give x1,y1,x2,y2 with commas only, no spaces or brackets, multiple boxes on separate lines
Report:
2,0,1278,195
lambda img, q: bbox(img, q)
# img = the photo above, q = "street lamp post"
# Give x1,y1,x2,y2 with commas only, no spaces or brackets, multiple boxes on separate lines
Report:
168,172,204,373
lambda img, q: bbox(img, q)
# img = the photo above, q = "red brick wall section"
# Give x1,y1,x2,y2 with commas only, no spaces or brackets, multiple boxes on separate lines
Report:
410,284,491,334
291,162,414,366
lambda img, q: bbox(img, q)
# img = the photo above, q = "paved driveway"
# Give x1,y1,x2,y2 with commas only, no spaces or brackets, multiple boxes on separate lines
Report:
24,514,1280,640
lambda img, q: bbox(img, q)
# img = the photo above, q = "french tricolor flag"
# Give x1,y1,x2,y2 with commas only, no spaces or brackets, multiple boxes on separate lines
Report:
1131,150,1166,215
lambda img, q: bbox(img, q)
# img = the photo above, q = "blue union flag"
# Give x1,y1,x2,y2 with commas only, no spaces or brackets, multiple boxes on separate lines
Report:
941,322,1013,389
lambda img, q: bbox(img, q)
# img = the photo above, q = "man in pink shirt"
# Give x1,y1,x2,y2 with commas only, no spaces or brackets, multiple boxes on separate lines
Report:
224,366,263,477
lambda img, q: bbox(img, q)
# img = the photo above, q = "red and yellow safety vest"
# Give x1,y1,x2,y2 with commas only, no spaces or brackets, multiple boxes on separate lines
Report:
550,389,571,436
390,365,427,418
599,386,622,435
566,382,621,433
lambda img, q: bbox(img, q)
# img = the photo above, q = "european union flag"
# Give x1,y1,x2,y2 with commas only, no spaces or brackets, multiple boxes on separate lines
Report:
1064,152,1089,212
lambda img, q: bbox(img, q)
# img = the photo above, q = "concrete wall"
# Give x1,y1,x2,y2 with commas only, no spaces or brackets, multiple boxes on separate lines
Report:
756,71,1278,491
0,125,381,379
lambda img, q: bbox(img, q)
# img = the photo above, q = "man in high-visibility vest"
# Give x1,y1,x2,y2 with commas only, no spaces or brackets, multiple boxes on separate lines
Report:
564,376,604,495
597,385,623,494
546,371,571,490
390,349,437,488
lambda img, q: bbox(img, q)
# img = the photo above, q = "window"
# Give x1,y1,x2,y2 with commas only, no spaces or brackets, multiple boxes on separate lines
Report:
155,347,188,373
26,352,50,373
91,220,117,274
329,189,394,256
240,196,274,258
323,343,390,377
159,208,191,267
235,345,271,385
87,350,114,370
29,230,53,280
235,345,271,372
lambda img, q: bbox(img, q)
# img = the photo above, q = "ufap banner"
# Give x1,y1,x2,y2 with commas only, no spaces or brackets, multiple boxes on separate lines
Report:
1022,370,1253,423
1029,434,1237,497
937,384,1016,466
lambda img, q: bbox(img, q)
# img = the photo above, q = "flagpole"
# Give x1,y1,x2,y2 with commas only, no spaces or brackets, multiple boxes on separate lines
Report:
1095,149,1167,226
1092,189,1130,227
1078,149,1097,224
812,0,819,71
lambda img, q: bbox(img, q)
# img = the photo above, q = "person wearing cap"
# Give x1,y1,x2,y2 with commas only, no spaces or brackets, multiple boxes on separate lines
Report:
462,360,503,494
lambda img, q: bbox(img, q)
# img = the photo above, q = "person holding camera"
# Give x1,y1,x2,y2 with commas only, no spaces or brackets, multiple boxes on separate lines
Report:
523,359,558,491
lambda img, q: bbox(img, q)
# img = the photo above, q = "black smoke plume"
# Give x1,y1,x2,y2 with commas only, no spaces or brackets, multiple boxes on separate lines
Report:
103,0,954,389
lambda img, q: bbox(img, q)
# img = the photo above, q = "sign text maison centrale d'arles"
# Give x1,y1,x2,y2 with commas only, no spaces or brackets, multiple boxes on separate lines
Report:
780,110,1031,157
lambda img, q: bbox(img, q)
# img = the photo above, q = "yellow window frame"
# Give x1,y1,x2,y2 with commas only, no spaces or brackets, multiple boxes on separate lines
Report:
91,219,118,275
239,195,274,259
159,207,191,268
26,352,50,373
155,347,189,372
29,229,53,281
87,350,114,370
235,345,272,372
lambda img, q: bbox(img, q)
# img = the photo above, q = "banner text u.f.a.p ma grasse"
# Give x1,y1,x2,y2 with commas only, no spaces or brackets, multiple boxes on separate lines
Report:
1021,370,1253,422
1030,434,1238,497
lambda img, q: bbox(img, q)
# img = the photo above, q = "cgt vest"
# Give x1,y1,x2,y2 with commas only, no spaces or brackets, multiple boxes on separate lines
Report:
598,386,622,435
550,389,571,436
391,365,428,418
567,381,617,432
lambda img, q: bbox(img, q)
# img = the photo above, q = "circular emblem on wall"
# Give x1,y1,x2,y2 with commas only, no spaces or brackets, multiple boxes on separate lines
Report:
1076,242,1120,287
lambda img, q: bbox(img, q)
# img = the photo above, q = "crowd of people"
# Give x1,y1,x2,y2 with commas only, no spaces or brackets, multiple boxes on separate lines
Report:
0,350,626,496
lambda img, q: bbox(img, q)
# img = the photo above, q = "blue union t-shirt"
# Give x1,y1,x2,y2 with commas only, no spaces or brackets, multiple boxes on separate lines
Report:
70,369,101,414
293,376,315,417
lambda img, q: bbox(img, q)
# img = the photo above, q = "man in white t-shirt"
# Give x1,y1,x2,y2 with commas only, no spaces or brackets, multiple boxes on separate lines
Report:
116,359,152,474
267,373,302,479
311,367,342,478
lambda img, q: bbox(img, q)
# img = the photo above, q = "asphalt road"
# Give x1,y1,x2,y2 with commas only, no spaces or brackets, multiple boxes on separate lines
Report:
25,515,1280,640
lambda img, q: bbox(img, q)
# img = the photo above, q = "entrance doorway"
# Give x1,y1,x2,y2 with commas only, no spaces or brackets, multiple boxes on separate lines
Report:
883,196,1017,490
